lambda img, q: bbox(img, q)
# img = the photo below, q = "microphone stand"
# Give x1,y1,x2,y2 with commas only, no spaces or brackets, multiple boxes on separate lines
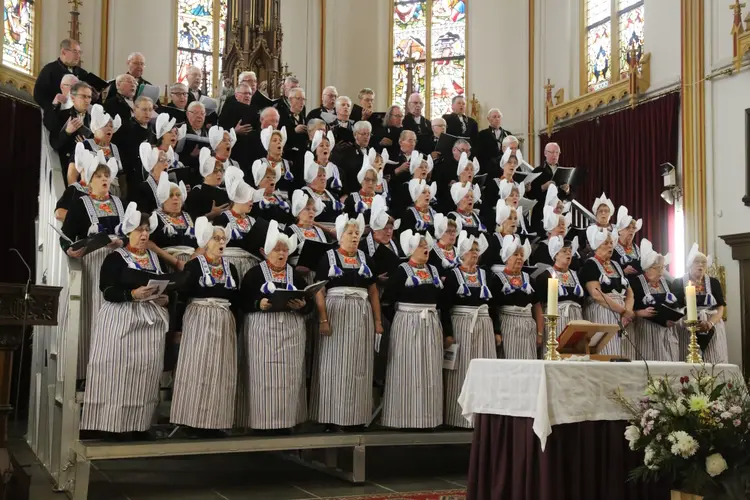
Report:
596,288,651,380
9,249,32,424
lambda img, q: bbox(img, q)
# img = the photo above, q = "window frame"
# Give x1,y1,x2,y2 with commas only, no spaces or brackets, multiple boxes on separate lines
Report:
580,0,644,95
174,0,226,98
1,0,40,78
388,0,468,120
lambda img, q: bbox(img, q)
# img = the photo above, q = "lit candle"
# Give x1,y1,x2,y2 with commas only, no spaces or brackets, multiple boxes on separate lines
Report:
547,277,559,315
685,283,697,321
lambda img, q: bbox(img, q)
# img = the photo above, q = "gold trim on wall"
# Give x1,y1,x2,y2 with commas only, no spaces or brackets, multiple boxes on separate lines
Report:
99,0,110,78
0,66,36,95
0,0,40,79
528,0,535,165
680,0,707,251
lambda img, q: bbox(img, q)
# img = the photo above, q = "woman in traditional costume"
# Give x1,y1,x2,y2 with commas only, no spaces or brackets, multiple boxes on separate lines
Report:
149,174,197,270
456,152,480,186
492,235,543,359
381,230,446,429
77,104,123,197
529,204,572,267
61,153,125,381
81,204,168,440
429,213,462,277
311,214,382,430
208,125,241,171
481,199,519,267
310,129,344,199
183,148,230,220
479,148,520,226
130,143,172,214
345,155,381,224
239,221,309,430
170,217,239,438
591,192,615,231
448,181,485,237
392,151,434,216
151,113,190,187
299,151,345,225
213,165,263,279
673,243,728,363
369,148,392,202
398,179,438,236
252,126,294,198
628,239,679,361
56,143,94,221
441,232,496,428
287,190,329,275
611,206,643,275
359,195,402,277
534,236,584,351
580,226,635,358
250,154,292,229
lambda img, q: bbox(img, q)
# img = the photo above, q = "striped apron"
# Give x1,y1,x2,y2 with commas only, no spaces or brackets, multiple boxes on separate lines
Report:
81,299,169,432
310,287,374,426
170,298,237,429
242,310,307,429
498,304,537,360
164,246,195,272
444,305,495,428
676,309,728,364
381,303,443,429
222,247,258,281
583,293,633,358
78,241,117,379
632,318,679,362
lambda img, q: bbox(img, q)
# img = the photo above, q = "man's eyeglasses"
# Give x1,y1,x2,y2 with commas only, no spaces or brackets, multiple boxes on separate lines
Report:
74,93,92,100
64,48,83,55
171,91,188,97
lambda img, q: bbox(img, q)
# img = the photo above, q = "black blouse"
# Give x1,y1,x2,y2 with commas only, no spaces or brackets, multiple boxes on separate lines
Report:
315,249,376,289
398,206,437,236
579,257,630,294
439,267,498,337
301,186,344,224
180,257,240,305
99,249,164,302
60,194,125,250
672,276,726,309
490,269,540,308
149,210,197,249
344,192,376,225
55,183,88,212
214,210,257,254
447,210,486,238
183,183,230,220
429,244,460,278
628,273,675,312
130,176,160,215
239,263,311,314
534,268,585,307
381,263,446,337
251,193,292,229
612,242,642,274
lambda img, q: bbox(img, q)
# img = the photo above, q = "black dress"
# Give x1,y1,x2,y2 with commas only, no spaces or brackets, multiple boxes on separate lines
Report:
183,183,230,220
252,192,292,229
447,210,487,238
398,206,437,236
612,241,642,274
300,186,344,224
344,191,376,224
214,210,258,255
429,243,460,278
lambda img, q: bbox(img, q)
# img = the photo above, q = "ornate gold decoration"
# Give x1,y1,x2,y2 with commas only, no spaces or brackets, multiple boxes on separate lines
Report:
544,51,651,136
707,257,728,321
543,315,561,361
684,320,703,364
730,0,750,71
0,66,36,96
469,93,480,123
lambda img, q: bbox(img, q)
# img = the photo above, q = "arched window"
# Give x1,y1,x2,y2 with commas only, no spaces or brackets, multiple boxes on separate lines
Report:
2,0,37,76
583,0,643,93
390,0,467,119
175,0,229,97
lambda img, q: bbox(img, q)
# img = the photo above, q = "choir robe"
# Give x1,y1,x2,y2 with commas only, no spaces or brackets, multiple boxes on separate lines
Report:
528,163,572,233
403,114,432,138
34,58,107,110
55,182,89,213
447,210,487,238
112,117,151,189
183,183,230,220
475,127,512,178
442,113,478,142
373,125,403,159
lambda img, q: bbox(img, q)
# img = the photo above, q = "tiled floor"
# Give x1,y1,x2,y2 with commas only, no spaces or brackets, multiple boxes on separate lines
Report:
11,436,469,499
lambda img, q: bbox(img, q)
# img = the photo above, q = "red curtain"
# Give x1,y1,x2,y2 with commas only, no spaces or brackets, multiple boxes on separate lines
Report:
539,91,680,252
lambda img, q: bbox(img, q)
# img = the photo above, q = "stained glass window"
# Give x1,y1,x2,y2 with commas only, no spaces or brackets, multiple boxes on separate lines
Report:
391,0,467,119
176,0,229,97
2,0,35,75
584,0,644,93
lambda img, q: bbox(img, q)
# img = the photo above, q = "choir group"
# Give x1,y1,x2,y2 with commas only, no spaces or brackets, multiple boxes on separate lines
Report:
38,40,728,441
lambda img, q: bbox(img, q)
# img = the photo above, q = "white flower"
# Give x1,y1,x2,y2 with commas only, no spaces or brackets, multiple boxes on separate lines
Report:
721,411,733,420
644,444,659,470
734,419,742,427
729,405,742,415
688,394,710,412
624,425,641,450
666,400,687,416
667,431,699,458
705,453,728,477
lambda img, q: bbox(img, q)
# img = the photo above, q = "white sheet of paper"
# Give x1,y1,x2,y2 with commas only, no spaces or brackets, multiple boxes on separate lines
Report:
443,343,459,370
589,331,606,347
141,279,171,301
48,222,73,244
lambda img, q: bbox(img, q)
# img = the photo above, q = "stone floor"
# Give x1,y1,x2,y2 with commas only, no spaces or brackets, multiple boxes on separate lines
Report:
11,435,469,499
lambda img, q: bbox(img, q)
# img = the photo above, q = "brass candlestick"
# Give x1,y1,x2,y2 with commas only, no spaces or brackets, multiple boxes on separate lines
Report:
543,314,561,361
684,319,703,364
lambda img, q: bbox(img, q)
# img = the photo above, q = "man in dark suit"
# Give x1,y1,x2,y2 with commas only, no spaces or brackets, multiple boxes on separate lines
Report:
103,52,158,105
277,87,309,174
103,73,136,124
442,95,478,142
160,83,189,123
45,82,94,178
476,108,512,174
34,38,107,111
179,101,210,171
529,142,572,234
403,92,432,137
350,88,376,123
374,105,404,159
330,96,356,146
330,120,372,194
185,66,205,105
218,82,254,170
113,95,154,190
306,86,338,122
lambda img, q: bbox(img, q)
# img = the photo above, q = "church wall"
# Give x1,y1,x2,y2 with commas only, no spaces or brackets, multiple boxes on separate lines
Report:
107,0,176,93
279,0,322,106
704,4,750,368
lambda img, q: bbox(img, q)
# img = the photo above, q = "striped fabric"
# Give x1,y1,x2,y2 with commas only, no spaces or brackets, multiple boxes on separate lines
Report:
164,246,195,272
444,306,496,428
631,319,679,361
381,303,443,429
498,306,537,360
310,289,375,426
676,311,729,364
583,295,632,357
81,300,169,432
222,248,258,282
242,311,307,429
170,301,237,429
78,246,115,379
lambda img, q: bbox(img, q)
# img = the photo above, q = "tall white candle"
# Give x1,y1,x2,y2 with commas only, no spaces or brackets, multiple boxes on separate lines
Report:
685,283,697,321
547,277,559,315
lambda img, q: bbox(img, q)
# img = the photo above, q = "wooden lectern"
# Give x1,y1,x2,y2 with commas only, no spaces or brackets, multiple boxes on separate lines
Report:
0,282,61,500
556,320,622,361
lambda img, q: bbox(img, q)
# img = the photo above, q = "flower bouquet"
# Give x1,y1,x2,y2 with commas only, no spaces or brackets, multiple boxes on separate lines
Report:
613,367,750,500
